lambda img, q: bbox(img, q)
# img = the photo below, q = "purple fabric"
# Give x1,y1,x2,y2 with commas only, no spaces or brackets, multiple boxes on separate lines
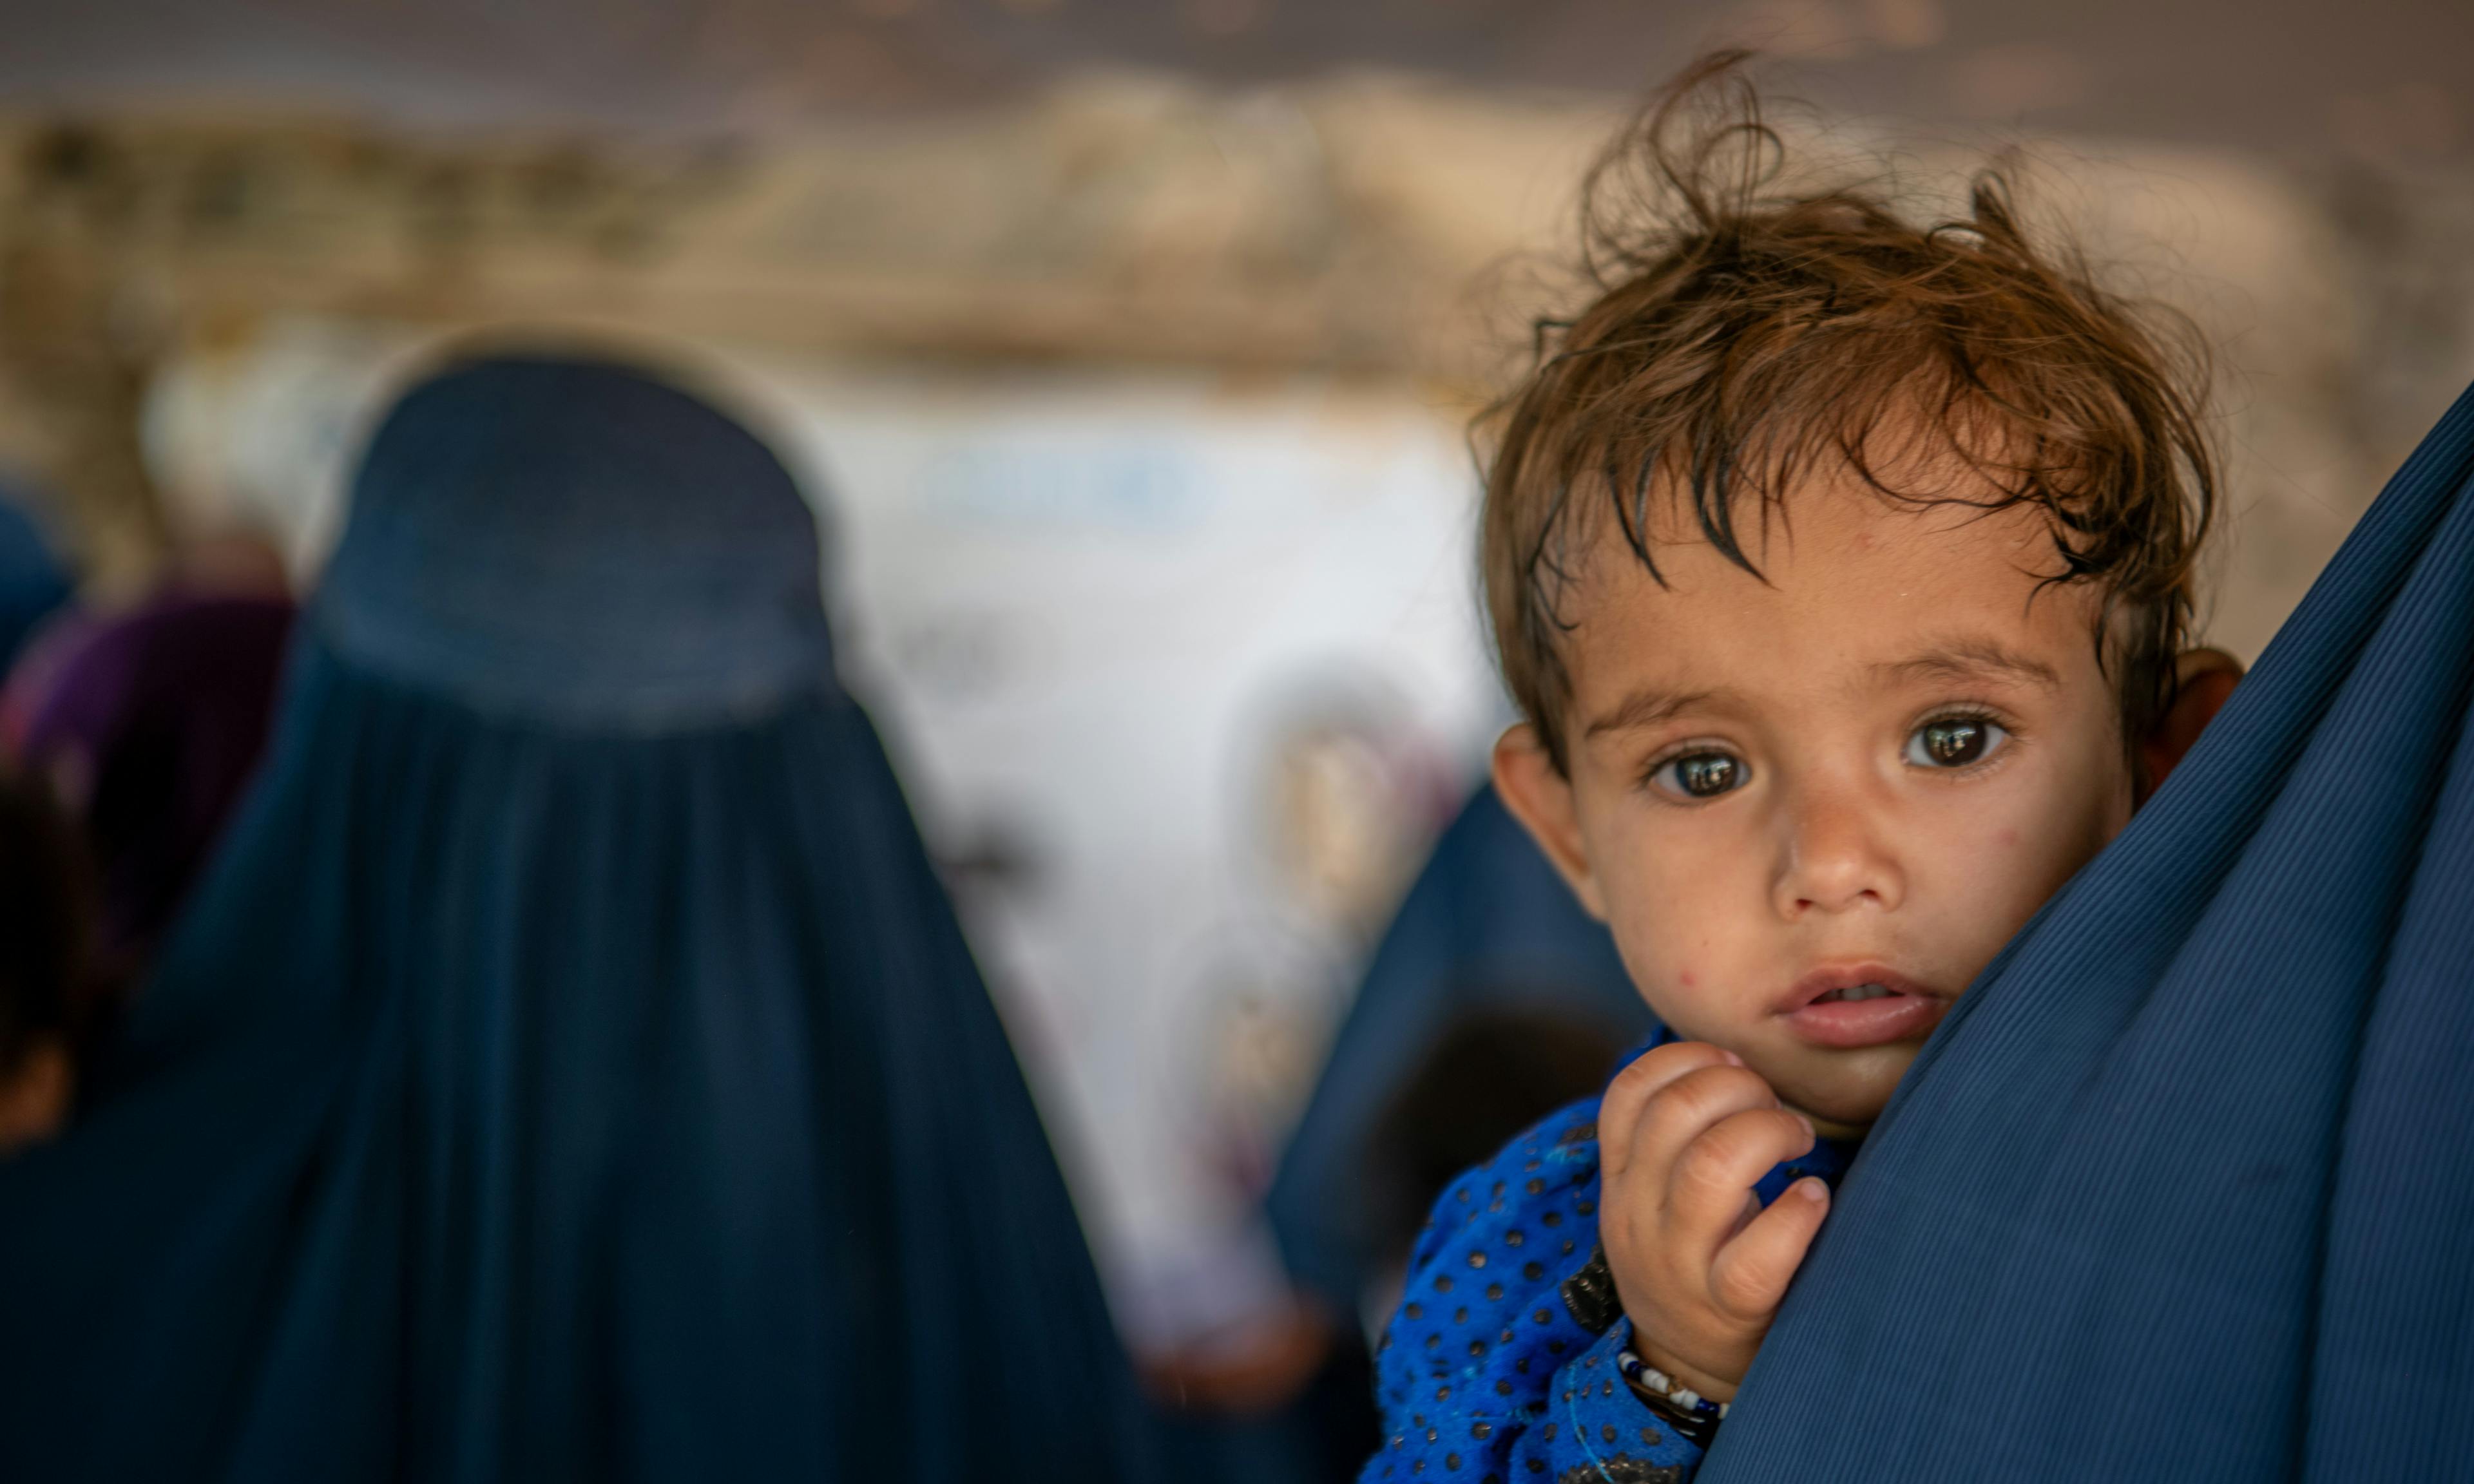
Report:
6,593,294,958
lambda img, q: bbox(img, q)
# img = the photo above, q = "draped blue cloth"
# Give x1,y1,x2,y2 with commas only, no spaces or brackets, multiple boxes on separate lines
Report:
0,489,71,671
1698,383,2474,1481
1269,785,1654,1313
0,357,1155,1481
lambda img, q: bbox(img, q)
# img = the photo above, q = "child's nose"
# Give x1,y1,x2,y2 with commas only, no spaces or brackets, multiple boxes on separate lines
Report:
1773,786,1906,918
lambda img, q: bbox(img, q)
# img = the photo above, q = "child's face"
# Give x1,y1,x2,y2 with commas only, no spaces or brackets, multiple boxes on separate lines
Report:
1498,474,2136,1132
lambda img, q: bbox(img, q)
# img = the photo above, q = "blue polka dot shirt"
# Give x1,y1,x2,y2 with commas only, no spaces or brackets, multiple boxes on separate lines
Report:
1362,1045,1851,1484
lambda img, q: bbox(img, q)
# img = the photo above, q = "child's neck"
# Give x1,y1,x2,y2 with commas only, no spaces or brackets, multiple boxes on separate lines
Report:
1792,1104,1872,1144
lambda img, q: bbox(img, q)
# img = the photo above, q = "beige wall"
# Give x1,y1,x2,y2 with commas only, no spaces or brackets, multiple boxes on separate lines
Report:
6,79,2471,646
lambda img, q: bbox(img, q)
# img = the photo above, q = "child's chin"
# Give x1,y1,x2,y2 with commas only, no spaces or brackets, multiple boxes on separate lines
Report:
1776,1053,1915,1131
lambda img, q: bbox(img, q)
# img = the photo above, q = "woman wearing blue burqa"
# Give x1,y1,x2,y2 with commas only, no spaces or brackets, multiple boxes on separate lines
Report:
0,354,1156,1481
1697,381,2474,1479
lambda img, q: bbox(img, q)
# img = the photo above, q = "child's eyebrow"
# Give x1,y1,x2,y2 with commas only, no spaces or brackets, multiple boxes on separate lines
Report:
1872,639,2063,690
1584,685,1723,738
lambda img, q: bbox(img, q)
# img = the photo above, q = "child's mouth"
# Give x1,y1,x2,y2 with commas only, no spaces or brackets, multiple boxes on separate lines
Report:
1811,983,1897,1004
1778,966,1948,1048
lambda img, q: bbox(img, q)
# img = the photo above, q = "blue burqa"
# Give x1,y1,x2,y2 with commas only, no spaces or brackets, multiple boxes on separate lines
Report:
0,357,1154,1481
1699,382,2474,1478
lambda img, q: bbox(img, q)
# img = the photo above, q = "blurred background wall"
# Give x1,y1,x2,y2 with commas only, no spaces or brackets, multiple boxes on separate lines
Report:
1,0,2467,1358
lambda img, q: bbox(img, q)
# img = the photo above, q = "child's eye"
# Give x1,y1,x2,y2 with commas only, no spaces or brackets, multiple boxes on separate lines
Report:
1651,750,1747,800
1904,716,2008,769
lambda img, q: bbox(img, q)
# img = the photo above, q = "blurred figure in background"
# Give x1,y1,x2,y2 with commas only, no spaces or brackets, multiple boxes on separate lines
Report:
0,353,1156,1481
0,481,104,1158
1269,785,1653,1332
0,484,72,672
1153,781,1647,1478
1133,684,1445,1481
0,760,102,1154
2,584,293,971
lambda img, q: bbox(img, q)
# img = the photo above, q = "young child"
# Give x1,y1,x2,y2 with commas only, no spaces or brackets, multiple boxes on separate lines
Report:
1368,57,2243,1482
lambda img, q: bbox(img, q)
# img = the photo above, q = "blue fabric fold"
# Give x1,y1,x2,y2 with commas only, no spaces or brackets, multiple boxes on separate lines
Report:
1701,382,2474,1481
0,356,1156,1481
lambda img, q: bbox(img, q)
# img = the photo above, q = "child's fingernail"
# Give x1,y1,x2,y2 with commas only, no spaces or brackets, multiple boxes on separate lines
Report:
1797,1178,1829,1202
1719,1049,1744,1066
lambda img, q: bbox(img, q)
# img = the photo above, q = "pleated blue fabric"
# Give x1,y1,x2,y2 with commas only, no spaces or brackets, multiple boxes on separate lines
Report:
1700,382,2474,1480
0,490,71,670
1269,785,1653,1311
0,357,1155,1482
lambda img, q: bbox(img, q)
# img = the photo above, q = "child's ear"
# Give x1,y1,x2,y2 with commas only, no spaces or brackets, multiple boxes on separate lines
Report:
2138,647,2245,802
1491,724,1611,922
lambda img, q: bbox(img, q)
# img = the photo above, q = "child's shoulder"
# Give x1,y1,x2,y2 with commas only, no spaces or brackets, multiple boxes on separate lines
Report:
1403,1093,1609,1313
1378,1096,1615,1438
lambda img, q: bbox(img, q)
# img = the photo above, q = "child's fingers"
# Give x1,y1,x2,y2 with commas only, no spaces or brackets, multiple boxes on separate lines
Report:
1705,1176,1829,1322
1664,1106,1815,1256
1598,1042,1738,1177
1620,1062,1778,1194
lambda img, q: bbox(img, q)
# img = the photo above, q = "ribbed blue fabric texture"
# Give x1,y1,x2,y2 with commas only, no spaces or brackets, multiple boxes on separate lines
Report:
0,356,1156,1481
1269,785,1653,1311
1700,382,2474,1481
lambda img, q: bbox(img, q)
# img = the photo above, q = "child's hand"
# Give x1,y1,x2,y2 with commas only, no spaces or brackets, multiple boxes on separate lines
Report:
1597,1040,1829,1403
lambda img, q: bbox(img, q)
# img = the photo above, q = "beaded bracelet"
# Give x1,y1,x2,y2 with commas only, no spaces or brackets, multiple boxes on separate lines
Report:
1616,1349,1728,1447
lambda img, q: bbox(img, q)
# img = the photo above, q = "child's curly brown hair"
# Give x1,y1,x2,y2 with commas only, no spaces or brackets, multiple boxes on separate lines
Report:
1481,52,2218,775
